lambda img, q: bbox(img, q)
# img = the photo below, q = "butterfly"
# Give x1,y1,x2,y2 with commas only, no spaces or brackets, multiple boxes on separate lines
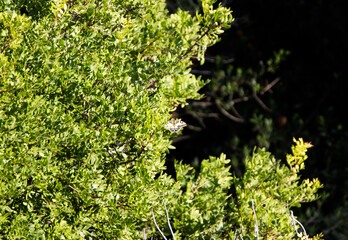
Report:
163,118,187,132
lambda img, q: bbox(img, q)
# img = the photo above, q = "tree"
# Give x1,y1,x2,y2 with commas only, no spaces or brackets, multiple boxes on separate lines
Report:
0,0,322,239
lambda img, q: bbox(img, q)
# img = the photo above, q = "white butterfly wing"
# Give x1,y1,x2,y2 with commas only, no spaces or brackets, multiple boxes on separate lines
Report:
164,119,186,132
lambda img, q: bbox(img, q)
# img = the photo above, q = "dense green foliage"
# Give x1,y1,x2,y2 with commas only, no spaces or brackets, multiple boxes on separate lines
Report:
1,0,323,239
231,138,323,239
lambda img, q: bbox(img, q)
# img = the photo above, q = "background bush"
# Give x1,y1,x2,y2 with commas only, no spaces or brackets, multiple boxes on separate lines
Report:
167,0,348,239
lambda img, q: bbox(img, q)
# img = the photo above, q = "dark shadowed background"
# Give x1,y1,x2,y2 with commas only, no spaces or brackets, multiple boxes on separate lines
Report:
166,0,348,239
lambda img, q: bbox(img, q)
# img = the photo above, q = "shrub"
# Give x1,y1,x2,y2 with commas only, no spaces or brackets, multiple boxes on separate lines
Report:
0,0,322,239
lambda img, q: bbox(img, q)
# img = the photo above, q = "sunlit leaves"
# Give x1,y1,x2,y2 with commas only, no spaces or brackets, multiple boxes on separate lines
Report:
231,139,323,239
0,0,233,238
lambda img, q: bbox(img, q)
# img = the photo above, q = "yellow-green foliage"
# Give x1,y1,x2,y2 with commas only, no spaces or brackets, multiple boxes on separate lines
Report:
231,138,323,239
0,0,233,238
0,0,322,239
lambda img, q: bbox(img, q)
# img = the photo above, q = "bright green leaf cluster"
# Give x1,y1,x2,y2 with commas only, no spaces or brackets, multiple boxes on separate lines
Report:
171,154,233,238
287,137,313,173
230,138,323,239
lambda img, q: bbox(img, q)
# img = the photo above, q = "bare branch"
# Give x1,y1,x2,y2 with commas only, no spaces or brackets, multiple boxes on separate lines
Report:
151,209,167,240
68,185,80,194
190,69,212,75
163,200,176,240
260,77,280,95
231,77,280,112
190,101,214,107
253,92,272,112
204,56,235,64
251,199,259,240
290,210,308,239
215,101,244,123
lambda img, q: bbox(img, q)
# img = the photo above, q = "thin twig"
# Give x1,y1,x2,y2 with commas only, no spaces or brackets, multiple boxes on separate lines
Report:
290,210,308,239
260,77,280,95
151,209,167,240
163,200,176,240
232,96,250,104
140,36,161,55
68,185,80,194
190,178,202,200
107,132,153,165
204,56,234,64
54,13,79,40
103,6,145,40
146,25,216,89
234,227,244,240
190,101,213,107
232,77,280,107
1,42,9,54
190,69,213,75
230,104,244,119
251,199,259,240
253,92,272,112
107,149,137,165
175,26,212,66
215,101,244,123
